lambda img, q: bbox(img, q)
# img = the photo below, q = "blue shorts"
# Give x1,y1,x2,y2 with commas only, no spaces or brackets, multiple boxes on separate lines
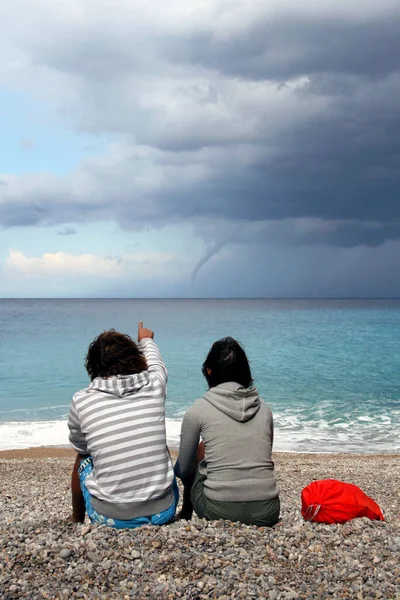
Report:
78,456,179,529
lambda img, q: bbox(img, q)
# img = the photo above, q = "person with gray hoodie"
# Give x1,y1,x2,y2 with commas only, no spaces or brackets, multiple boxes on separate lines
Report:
174,337,280,526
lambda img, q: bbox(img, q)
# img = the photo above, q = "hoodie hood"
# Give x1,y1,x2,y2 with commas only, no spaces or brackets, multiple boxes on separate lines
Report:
203,382,261,422
88,372,150,397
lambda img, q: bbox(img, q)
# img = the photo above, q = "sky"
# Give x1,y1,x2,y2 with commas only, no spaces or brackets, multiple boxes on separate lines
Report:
1,0,400,298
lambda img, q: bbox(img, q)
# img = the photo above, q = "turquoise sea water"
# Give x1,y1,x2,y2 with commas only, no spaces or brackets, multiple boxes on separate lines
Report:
0,299,399,452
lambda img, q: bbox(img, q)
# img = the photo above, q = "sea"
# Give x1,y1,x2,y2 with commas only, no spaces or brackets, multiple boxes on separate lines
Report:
0,299,399,453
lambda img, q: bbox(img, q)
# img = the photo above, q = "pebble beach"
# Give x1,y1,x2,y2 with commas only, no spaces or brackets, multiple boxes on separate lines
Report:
1,450,399,600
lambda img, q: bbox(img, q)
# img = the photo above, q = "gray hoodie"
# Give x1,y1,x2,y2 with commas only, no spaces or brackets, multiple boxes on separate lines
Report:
175,382,279,502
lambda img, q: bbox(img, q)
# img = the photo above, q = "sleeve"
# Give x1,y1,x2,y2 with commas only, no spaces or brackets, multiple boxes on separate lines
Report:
270,413,274,447
174,406,201,480
268,407,274,447
139,338,168,386
68,399,88,455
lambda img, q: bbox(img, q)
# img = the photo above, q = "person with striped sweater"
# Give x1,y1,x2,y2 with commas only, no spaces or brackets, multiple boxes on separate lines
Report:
68,322,178,528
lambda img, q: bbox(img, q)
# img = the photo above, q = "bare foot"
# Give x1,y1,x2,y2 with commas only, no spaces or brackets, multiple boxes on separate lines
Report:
67,514,84,524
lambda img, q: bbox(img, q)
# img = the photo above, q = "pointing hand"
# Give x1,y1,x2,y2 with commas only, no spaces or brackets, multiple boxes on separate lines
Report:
138,321,154,342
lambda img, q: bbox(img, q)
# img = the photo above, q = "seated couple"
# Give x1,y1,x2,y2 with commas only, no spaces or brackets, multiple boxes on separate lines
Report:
68,323,280,528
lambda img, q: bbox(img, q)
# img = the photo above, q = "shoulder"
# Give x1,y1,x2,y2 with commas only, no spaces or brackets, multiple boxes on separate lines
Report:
258,397,273,419
183,397,206,419
71,387,93,408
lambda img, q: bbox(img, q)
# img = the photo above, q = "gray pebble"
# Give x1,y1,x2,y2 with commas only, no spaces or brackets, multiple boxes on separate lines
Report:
59,548,72,559
348,572,362,580
87,551,101,562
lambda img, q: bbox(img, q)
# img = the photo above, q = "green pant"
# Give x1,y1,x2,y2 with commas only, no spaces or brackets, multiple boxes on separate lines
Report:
191,468,280,527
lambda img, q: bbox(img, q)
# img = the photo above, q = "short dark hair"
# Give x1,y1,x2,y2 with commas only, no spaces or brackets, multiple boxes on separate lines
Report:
85,329,147,380
202,337,253,389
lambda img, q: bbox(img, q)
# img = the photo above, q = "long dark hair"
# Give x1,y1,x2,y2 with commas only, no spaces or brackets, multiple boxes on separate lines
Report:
202,337,253,389
85,329,147,380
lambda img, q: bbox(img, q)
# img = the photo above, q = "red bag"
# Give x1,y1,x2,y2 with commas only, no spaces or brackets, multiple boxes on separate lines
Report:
301,479,384,524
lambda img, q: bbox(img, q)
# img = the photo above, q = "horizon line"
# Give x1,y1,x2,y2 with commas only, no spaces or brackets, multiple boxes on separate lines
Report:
1,297,400,301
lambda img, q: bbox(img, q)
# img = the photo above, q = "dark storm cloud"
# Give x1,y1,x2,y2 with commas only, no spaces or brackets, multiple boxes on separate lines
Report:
1,0,400,249
233,218,400,249
163,14,400,81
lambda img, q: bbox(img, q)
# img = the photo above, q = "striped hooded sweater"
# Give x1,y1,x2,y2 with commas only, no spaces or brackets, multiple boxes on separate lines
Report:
68,338,174,518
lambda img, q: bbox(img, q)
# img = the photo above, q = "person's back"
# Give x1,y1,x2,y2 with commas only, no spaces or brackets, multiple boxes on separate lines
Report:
68,322,178,527
186,383,277,501
175,337,279,526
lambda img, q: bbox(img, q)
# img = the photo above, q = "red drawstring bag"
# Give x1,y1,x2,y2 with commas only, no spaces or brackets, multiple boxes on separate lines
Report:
301,479,384,524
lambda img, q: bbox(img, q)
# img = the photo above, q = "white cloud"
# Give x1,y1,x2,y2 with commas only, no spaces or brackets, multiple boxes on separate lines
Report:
4,249,186,280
